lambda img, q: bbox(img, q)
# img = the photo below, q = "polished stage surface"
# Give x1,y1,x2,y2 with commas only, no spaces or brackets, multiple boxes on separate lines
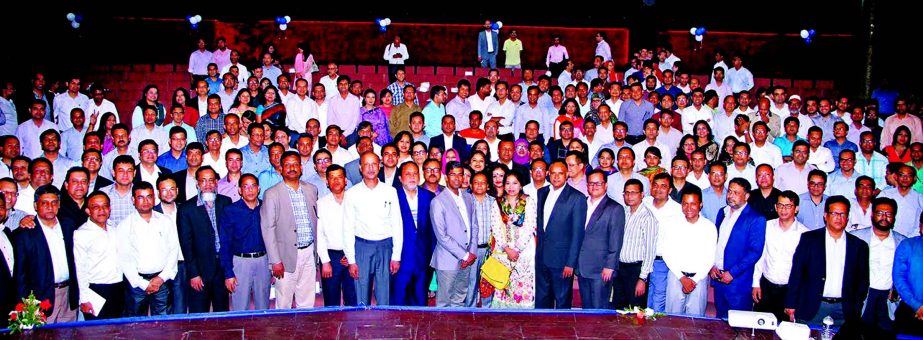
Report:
0,306,803,339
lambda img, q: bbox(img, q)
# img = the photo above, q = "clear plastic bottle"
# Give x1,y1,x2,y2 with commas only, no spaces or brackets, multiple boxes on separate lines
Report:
821,315,834,340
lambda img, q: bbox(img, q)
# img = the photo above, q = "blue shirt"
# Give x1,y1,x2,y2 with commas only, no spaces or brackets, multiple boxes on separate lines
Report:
239,145,270,177
822,139,858,170
655,85,683,100
772,136,805,157
701,186,728,223
617,100,655,136
205,77,222,95
195,113,226,144
218,199,265,278
796,193,827,230
894,236,923,311
157,150,188,173
263,65,283,87
257,169,283,199
810,114,842,143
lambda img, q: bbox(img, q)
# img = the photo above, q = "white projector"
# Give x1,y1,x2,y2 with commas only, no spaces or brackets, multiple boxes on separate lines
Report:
728,310,778,330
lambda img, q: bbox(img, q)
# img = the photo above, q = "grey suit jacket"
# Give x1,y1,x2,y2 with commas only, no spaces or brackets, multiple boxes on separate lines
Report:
849,227,907,248
577,197,626,277
429,189,479,271
260,180,319,272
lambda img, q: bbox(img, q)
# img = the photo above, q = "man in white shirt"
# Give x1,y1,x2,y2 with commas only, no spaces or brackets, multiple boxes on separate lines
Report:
316,164,358,306
644,172,683,312
595,32,612,62
485,81,517,138
322,125,354,166
727,142,756,189
663,186,717,316
343,152,403,306
523,160,549,198
52,77,89,131
725,56,754,94
117,182,179,316
220,50,250,86
752,190,809,321
82,84,119,130
632,120,672,171
284,79,317,134
16,100,57,159
776,141,817,195
827,150,861,200
74,191,125,320
129,105,169,154
749,122,783,168
38,129,74,188
318,63,340,101
61,107,92,160
879,165,923,238
705,68,733,106
188,38,213,86
681,89,713,135
807,127,836,173
686,150,710,189
384,35,409,83
446,80,473,131
468,78,497,119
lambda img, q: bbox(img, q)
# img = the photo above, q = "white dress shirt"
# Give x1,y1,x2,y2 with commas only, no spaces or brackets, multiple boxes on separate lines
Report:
585,196,604,228
808,146,836,173
643,196,683,256
325,146,355,166
542,185,565,232
523,181,549,198
384,43,409,64
847,199,873,232
117,211,180,290
868,233,897,290
16,119,57,159
187,49,213,75
686,172,710,189
725,67,754,93
632,140,672,171
775,163,815,195
486,99,517,135
312,100,330,129
74,221,123,304
16,185,36,215
716,204,746,269
40,219,70,284
83,99,119,128
0,229,13,276
468,94,497,118
129,125,169,154
201,153,228,178
681,105,714,135
316,194,348,263
319,76,339,100
53,92,90,131
662,215,717,284
749,142,783,168
823,231,848,298
879,188,923,238
658,127,683,152
726,164,757,191
752,219,808,286
343,180,404,263
221,63,251,86
284,95,317,134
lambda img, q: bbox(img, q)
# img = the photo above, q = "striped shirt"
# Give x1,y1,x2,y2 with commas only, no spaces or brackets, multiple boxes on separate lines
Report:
473,195,495,246
855,151,889,190
197,195,220,252
619,204,658,280
386,81,418,106
101,184,135,228
287,185,314,247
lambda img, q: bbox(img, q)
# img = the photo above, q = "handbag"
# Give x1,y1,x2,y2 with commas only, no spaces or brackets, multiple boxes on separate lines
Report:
480,255,511,290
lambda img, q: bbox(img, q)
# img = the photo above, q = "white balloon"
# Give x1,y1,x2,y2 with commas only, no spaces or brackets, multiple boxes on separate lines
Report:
284,16,291,24
800,30,809,39
279,24,288,31
496,21,503,29
194,15,202,22
545,71,552,77
71,21,80,29
690,27,697,35
66,13,76,22
383,18,391,26
695,35,703,42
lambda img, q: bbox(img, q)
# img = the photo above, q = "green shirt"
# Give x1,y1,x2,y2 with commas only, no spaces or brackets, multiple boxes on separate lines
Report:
503,39,523,66
908,161,923,194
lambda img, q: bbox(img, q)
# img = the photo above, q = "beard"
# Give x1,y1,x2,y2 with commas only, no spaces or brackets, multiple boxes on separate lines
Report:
873,222,893,232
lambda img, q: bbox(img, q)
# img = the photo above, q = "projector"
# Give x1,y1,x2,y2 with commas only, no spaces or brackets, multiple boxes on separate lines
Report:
728,310,778,330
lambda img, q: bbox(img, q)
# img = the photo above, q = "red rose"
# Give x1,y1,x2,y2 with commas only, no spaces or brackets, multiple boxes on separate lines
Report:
14,303,24,312
39,300,52,311
9,313,16,321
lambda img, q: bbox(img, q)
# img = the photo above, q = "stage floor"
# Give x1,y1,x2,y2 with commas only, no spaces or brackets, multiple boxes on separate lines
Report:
3,307,796,339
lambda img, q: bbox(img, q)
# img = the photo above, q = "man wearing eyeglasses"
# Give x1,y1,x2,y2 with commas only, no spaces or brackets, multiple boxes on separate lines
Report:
849,197,907,337
827,150,861,200
711,178,766,318
776,140,817,196
855,131,889,192
879,165,923,238
668,156,694,203
752,190,808,322
785,195,869,332
796,170,829,231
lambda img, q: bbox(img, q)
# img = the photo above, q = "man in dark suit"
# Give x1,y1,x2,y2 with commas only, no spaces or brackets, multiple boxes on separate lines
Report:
178,166,232,313
0,195,18,314
711,178,766,319
392,161,436,306
59,167,90,226
429,115,471,163
12,185,78,323
134,139,171,187
81,148,113,192
577,170,625,310
172,142,205,203
494,139,530,186
477,21,500,68
536,161,587,309
785,195,870,331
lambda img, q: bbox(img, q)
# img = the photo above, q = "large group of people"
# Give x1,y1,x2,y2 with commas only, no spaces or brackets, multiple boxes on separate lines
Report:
0,27,921,338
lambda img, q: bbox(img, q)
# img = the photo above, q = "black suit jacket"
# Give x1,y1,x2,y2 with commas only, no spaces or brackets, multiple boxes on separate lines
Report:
16,90,55,124
429,134,471,162
536,184,587,269
92,175,114,192
58,194,89,227
133,165,171,186
577,197,625,277
785,228,870,323
12,217,79,311
0,229,17,314
178,195,232,281
171,169,194,203
378,168,402,188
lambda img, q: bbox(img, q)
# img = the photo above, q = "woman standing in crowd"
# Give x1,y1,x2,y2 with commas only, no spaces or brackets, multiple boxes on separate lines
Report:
490,165,509,198
596,148,617,176
693,120,720,161
255,85,285,126
488,171,537,308
173,87,199,127
885,126,913,162
131,84,166,127
294,42,317,87
229,89,256,116
360,89,391,145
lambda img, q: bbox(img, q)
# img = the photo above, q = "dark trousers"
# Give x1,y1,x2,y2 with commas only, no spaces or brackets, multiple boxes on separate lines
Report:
625,135,646,145
754,277,789,322
535,262,574,309
861,288,895,336
170,261,188,314
549,61,565,79
321,250,357,307
125,278,171,316
895,302,923,336
612,261,646,309
189,258,229,313
391,261,428,307
83,281,126,320
713,279,754,319
578,276,611,310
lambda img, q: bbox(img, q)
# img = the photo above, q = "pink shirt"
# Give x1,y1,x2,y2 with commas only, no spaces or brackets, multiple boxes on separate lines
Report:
546,45,569,66
327,93,362,136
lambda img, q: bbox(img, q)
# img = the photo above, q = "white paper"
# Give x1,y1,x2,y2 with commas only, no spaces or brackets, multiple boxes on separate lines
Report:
464,71,473,76
85,290,106,317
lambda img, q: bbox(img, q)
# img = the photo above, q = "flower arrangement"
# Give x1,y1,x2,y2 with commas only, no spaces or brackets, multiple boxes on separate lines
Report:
7,292,50,333
615,306,666,325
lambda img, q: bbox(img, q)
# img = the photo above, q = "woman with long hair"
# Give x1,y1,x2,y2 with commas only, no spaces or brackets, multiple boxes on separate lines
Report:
676,134,698,160
255,85,285,126
469,150,488,174
294,41,317,87
173,87,199,127
553,98,584,140
360,89,392,145
395,131,414,164
131,84,166,127
885,125,913,163
693,120,720,161
91,112,118,155
472,140,492,162
379,89,395,121
229,89,257,116
717,136,739,165
239,111,256,139
488,171,537,308
490,164,509,198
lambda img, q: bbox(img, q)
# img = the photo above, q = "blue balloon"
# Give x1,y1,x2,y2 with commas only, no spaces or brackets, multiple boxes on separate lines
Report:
804,37,812,44
808,29,816,36
375,18,383,26
695,27,705,35
74,14,83,23
490,22,499,30
379,26,387,32
191,23,199,30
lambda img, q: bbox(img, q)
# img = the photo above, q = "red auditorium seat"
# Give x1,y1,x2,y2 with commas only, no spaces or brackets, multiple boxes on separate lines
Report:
793,80,813,90
416,66,435,75
772,79,792,88
357,65,377,74
754,78,771,90
815,80,834,90
474,67,491,77
436,66,455,76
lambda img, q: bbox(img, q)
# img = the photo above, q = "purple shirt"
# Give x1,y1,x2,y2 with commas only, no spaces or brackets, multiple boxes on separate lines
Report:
361,107,392,146
217,175,241,202
327,93,362,136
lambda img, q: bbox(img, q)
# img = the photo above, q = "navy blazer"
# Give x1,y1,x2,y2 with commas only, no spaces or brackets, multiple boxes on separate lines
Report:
92,175,113,192
395,188,436,272
178,194,233,280
0,229,17,314
171,169,194,203
378,168,402,189
12,217,79,311
785,228,870,322
537,184,587,269
714,204,766,294
429,134,471,163
577,197,625,277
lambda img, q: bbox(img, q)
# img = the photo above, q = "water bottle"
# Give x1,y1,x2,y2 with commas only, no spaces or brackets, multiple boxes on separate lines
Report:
821,315,834,340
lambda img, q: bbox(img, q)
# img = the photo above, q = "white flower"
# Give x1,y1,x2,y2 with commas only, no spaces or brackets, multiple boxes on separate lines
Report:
645,308,655,316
